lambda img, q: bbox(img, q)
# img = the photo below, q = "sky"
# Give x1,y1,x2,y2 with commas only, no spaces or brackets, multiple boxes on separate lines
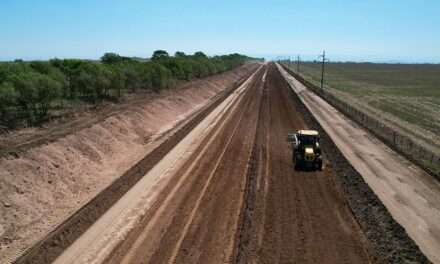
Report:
1,0,439,62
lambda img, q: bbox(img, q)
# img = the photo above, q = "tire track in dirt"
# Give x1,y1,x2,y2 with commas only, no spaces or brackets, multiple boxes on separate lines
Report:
13,66,259,264
105,66,266,264
234,63,372,264
279,63,431,263
165,77,256,263
61,63,373,264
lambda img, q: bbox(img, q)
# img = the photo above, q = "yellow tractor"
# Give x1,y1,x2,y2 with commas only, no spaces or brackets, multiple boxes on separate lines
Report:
288,130,323,171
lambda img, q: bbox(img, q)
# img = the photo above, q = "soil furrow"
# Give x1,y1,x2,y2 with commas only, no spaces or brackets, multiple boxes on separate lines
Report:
233,63,371,264
105,66,266,264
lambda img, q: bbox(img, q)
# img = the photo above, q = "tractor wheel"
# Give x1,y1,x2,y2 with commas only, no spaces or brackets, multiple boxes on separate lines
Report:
317,160,323,171
295,159,302,171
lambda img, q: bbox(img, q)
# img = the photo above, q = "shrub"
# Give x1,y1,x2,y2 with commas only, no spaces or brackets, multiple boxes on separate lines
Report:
0,50,253,127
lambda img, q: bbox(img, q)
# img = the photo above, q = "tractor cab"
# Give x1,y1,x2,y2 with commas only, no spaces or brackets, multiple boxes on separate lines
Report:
288,130,323,170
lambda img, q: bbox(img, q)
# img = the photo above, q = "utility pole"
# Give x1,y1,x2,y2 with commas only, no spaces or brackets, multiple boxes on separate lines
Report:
297,55,300,73
318,50,329,89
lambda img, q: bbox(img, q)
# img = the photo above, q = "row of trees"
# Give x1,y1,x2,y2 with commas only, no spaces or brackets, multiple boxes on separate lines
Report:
0,51,252,128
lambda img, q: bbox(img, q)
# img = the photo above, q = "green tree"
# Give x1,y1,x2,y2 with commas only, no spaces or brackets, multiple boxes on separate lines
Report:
151,63,172,91
138,63,153,90
120,63,141,92
101,53,128,64
151,50,169,61
0,82,18,125
73,62,110,102
35,74,62,117
51,59,84,99
181,60,194,80
163,59,186,80
0,50,251,128
174,51,186,58
108,66,126,98
11,71,62,123
193,51,208,59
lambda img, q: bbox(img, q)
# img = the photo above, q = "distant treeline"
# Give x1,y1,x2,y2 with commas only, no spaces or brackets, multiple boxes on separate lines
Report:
0,51,254,128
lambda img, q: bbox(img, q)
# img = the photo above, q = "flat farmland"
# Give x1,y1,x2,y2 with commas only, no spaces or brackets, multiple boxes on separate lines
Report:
288,62,440,153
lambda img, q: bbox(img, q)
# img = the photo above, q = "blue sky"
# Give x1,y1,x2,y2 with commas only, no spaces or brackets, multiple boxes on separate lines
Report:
1,0,439,62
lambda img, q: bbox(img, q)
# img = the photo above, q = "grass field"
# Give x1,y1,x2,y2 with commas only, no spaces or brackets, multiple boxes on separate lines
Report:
289,62,440,150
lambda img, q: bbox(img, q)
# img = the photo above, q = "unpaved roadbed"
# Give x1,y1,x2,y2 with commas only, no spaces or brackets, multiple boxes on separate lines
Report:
278,63,431,263
52,65,265,264
1,63,258,264
7,62,434,264
103,64,372,263
233,64,371,264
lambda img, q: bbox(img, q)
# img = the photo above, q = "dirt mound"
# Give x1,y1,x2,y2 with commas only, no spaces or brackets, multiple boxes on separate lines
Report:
0,63,257,263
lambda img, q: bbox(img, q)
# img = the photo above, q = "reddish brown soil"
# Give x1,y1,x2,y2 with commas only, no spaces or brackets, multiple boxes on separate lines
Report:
9,62,430,264
0,63,258,263
279,64,430,263
234,64,372,264
107,64,372,263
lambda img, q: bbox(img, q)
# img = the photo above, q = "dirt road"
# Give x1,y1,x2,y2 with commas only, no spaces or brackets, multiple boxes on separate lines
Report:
21,62,433,264
278,64,439,263
233,64,370,264
1,64,258,264
51,63,369,264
